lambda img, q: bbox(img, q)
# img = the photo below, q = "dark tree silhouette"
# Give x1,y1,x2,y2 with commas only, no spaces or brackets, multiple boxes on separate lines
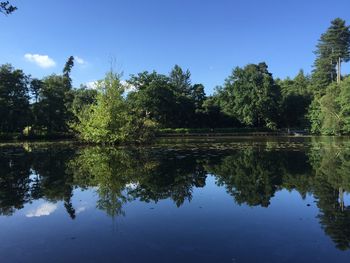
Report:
0,1,17,15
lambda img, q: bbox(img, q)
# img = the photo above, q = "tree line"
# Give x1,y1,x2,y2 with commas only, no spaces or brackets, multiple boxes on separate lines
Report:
1,18,350,143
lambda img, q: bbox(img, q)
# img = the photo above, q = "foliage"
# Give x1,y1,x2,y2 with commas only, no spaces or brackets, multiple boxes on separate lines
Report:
71,71,157,144
278,70,312,128
312,18,350,91
308,77,350,135
216,62,281,129
0,64,30,133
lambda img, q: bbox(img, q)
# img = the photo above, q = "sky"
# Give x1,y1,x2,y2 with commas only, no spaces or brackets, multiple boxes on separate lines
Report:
1,0,350,94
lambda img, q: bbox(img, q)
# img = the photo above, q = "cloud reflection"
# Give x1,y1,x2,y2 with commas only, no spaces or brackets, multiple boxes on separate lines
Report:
26,203,58,218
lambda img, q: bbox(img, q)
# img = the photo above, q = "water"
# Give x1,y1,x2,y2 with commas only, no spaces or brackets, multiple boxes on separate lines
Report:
1,137,350,263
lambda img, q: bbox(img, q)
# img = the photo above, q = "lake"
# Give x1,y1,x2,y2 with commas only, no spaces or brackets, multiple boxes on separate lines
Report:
0,137,350,263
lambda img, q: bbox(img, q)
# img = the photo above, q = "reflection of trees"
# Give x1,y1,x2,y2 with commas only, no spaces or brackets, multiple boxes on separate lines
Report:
2,140,350,251
69,148,208,214
208,147,314,207
68,147,147,217
209,148,283,207
308,139,350,250
129,150,207,207
0,147,32,215
30,146,77,219
0,145,76,218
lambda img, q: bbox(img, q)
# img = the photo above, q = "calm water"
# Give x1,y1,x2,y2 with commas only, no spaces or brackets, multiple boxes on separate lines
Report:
1,137,350,263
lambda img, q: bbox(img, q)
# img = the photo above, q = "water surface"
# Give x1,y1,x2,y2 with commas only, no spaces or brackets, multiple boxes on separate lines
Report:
1,137,350,262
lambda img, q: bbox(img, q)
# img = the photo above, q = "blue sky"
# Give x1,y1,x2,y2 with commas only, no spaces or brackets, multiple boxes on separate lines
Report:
1,0,350,94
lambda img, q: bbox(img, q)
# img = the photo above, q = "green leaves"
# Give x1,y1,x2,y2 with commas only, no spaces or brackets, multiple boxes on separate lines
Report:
313,18,350,90
0,64,30,133
308,77,350,135
216,62,280,129
71,71,157,144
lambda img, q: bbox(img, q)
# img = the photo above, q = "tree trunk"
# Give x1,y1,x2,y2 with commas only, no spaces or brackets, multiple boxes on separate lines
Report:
339,187,344,212
337,57,341,84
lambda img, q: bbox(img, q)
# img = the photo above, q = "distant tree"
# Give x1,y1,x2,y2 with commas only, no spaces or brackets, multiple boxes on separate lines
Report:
0,1,17,15
127,71,178,127
0,64,30,132
32,57,76,133
128,70,196,128
338,77,350,133
278,70,312,128
63,56,74,90
169,65,192,97
217,62,281,129
71,86,97,115
191,84,206,111
72,71,157,144
30,78,43,103
34,75,69,132
312,18,350,91
308,77,350,135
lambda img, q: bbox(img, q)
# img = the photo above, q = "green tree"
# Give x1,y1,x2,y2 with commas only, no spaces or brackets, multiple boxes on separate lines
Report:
338,77,350,133
34,75,70,132
312,18,350,91
217,62,281,129
72,71,157,144
0,64,30,133
278,70,312,128
127,70,196,128
169,65,192,97
191,84,206,111
30,78,43,103
127,71,178,127
308,77,350,135
32,57,76,133
71,86,97,115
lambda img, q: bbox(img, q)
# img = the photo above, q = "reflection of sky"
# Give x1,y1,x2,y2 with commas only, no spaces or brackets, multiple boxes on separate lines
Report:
26,203,57,218
0,176,350,262
12,189,96,219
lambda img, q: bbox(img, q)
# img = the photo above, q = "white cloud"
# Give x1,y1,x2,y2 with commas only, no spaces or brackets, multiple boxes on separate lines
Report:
26,203,57,218
24,53,56,68
76,206,87,214
85,81,98,89
122,80,136,93
75,56,86,65
84,80,136,93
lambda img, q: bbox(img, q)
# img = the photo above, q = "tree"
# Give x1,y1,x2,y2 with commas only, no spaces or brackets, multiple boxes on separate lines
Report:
63,56,74,90
30,78,43,103
33,57,75,133
308,83,341,135
34,75,69,132
169,65,192,97
191,84,206,111
128,71,177,127
0,1,17,15
71,86,97,115
308,76,350,135
72,71,157,144
313,18,350,90
127,70,195,128
0,64,30,133
217,62,281,129
278,70,312,128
